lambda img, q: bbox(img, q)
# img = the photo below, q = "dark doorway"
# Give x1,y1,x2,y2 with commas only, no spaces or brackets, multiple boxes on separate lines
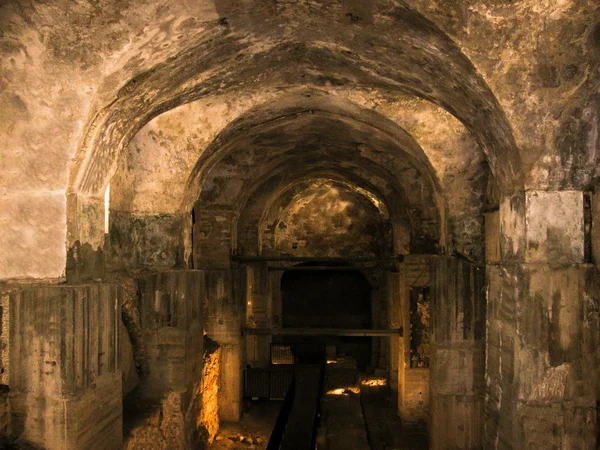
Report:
281,267,371,328
279,265,372,368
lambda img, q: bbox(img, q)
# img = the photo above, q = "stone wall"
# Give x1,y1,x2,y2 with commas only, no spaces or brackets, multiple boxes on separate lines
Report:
486,264,599,449
136,271,204,398
107,211,183,270
485,190,599,449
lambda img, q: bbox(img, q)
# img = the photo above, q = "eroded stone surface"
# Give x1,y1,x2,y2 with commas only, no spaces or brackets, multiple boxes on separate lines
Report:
1,1,600,449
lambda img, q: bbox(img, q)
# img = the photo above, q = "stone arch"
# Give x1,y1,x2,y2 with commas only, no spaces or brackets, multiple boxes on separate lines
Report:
183,95,448,267
66,4,523,276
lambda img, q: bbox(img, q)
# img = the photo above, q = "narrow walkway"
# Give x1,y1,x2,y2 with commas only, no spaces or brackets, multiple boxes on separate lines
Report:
210,361,429,450
319,358,370,450
361,382,428,450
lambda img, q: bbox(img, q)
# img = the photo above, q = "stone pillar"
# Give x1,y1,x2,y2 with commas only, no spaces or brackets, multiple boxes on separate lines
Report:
397,256,433,425
205,269,246,422
137,271,205,398
485,191,599,449
387,267,401,392
429,257,486,450
244,263,271,368
7,284,122,450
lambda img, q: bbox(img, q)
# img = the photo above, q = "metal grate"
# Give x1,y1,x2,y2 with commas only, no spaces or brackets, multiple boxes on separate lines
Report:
244,368,294,399
271,344,295,365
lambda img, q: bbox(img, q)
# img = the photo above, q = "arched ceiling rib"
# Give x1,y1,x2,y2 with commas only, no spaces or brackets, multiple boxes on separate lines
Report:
185,100,442,210
110,88,487,259
188,103,445,256
71,2,522,201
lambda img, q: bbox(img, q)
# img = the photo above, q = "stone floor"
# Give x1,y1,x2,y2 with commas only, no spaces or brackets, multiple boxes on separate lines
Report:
361,382,428,450
209,400,281,450
209,360,429,450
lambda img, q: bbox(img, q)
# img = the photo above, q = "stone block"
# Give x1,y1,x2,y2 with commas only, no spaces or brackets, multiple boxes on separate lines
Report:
516,264,596,400
525,191,584,263
516,402,596,450
8,284,122,449
430,257,485,343
430,394,483,450
484,210,501,263
430,345,484,396
485,263,600,449
499,193,526,261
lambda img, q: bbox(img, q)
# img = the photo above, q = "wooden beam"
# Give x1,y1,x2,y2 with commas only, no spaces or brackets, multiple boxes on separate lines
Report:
232,255,404,263
242,327,403,337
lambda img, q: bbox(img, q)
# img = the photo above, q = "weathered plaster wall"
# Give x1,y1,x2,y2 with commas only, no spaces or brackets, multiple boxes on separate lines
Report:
273,181,389,258
409,0,600,190
243,171,411,257
2,0,531,278
2,0,598,279
107,211,183,270
0,0,222,278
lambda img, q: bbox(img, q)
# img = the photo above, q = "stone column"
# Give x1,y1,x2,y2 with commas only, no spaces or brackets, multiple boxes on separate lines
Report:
137,270,205,399
429,257,486,450
397,255,433,425
387,267,401,392
485,191,598,449
7,284,122,450
204,269,246,422
244,262,271,368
